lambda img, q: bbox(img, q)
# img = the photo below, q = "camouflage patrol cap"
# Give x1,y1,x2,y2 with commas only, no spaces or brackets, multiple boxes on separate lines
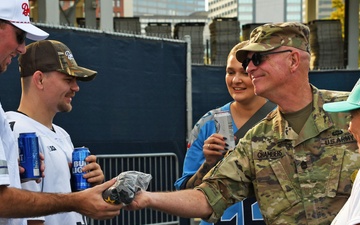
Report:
236,22,310,62
323,78,360,112
19,40,97,81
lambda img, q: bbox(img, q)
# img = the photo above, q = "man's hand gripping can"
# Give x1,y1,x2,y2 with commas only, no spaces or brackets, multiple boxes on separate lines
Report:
72,146,90,191
214,111,235,150
18,132,41,181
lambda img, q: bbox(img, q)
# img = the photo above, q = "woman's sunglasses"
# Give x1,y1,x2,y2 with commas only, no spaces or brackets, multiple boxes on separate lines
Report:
242,50,292,70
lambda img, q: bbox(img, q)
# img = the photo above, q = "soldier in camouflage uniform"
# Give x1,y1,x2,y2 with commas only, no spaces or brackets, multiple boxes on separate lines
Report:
125,22,360,225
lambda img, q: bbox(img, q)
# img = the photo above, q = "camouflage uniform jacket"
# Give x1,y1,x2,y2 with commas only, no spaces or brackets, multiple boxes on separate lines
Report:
196,85,360,225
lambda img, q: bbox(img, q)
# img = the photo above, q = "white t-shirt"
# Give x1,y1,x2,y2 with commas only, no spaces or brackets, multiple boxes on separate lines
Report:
0,105,26,225
331,170,360,225
6,111,86,225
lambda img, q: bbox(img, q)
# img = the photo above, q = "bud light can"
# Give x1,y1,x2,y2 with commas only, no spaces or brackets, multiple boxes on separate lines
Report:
18,132,41,181
72,147,90,191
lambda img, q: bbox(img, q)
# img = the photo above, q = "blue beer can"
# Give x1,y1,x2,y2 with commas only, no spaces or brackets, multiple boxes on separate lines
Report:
72,146,91,191
18,132,41,181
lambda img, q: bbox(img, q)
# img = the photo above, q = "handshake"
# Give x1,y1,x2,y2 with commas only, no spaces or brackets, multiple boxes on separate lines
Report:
103,171,152,205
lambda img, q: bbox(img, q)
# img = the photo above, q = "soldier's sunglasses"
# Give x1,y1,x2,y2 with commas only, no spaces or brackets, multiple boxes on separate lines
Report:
242,50,292,70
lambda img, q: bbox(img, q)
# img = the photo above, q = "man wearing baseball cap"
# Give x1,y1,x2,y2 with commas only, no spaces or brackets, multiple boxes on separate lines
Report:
324,79,360,224
18,39,97,80
0,0,49,40
0,1,122,225
6,40,100,225
0,0,49,73
121,22,360,225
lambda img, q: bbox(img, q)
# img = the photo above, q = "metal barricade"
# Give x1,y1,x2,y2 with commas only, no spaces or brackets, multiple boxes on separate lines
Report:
89,153,180,225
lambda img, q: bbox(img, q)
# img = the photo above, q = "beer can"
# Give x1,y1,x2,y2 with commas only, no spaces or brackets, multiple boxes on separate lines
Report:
214,111,235,149
72,146,90,191
18,132,41,181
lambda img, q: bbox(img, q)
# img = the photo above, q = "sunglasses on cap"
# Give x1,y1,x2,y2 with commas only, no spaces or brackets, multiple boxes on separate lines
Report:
242,50,292,70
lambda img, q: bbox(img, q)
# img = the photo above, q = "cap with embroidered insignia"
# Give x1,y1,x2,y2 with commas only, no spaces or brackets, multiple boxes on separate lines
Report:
18,40,97,81
0,0,49,40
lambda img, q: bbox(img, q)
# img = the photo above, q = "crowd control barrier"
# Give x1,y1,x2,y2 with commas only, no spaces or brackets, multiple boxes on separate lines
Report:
89,153,180,225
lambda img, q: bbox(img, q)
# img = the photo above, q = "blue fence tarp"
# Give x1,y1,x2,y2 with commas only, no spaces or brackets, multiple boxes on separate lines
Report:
0,27,188,164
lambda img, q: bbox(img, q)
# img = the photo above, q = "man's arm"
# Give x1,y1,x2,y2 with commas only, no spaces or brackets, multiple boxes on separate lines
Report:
125,189,213,219
185,134,227,189
0,179,122,220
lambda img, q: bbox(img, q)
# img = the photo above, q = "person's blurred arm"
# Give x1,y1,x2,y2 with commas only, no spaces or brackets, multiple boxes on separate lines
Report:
20,153,46,223
176,118,221,190
185,133,227,189
21,179,46,223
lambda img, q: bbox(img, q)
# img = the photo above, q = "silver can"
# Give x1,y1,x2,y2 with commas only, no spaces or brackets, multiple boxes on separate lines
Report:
214,111,235,149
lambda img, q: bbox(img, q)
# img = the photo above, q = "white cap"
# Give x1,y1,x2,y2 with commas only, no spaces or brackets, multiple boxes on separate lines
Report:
0,0,49,40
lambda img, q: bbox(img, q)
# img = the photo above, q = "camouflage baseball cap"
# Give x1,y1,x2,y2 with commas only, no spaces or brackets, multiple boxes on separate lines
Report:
236,22,310,62
18,40,97,81
323,79,360,112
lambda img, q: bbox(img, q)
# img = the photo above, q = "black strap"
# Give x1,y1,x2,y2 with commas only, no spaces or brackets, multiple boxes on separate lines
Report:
234,101,276,144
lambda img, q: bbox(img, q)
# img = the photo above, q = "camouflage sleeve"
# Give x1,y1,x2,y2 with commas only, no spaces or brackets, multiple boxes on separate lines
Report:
195,139,254,223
